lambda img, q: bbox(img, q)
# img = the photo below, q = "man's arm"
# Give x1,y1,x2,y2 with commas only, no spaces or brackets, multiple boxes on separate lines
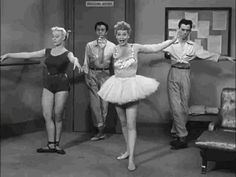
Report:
218,55,235,62
194,42,235,62
194,44,220,62
82,44,89,74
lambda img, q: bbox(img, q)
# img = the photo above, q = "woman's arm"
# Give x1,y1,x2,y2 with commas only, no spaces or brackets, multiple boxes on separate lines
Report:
137,30,179,53
137,38,177,53
0,49,46,62
81,44,90,74
67,52,82,72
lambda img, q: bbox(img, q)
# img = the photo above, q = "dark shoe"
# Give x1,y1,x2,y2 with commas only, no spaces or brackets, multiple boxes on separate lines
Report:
170,137,179,146
171,137,188,150
169,133,179,146
90,134,106,141
55,141,66,155
170,139,179,146
37,142,56,153
171,133,178,138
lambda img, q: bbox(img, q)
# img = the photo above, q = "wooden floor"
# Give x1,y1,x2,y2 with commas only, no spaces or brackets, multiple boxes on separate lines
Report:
1,129,235,177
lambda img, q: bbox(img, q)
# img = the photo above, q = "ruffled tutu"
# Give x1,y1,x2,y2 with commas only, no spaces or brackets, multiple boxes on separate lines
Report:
98,75,159,104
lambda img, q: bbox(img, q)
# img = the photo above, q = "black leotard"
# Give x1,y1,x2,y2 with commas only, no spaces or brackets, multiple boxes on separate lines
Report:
43,48,70,93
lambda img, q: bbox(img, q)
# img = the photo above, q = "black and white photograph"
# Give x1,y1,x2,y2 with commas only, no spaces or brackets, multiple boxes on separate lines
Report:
1,0,235,177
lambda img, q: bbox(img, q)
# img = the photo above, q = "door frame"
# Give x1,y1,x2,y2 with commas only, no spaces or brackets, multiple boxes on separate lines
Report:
63,0,135,131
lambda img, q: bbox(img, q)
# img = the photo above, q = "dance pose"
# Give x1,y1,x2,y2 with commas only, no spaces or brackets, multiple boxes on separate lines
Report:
163,18,235,150
82,21,115,141
98,21,178,171
1,27,82,154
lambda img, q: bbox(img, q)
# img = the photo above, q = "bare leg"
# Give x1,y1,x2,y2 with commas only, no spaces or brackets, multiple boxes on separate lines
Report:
115,105,129,159
40,88,55,149
54,91,69,153
126,103,138,171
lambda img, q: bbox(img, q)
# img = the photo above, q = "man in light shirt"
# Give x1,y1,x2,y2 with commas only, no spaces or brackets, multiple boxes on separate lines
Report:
163,18,235,149
82,21,115,141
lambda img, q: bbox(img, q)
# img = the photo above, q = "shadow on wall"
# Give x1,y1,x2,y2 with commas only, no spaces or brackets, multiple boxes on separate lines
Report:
190,60,235,107
137,55,172,123
1,63,45,138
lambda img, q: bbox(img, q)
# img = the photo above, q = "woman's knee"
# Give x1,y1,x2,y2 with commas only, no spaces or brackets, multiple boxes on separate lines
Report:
127,121,136,131
43,111,52,120
54,111,64,122
120,120,127,128
55,118,63,123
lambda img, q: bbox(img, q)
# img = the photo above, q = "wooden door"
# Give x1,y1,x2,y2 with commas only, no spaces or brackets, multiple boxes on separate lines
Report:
64,0,135,132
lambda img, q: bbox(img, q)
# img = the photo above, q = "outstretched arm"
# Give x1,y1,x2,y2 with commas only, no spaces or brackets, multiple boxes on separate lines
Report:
67,52,82,73
137,30,179,53
194,44,235,63
0,49,46,62
138,39,176,53
218,55,235,62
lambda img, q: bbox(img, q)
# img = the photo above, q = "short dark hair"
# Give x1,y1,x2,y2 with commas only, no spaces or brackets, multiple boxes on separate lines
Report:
178,19,193,29
94,21,109,31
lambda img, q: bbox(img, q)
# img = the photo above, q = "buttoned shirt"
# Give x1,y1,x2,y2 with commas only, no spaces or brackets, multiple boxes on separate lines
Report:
163,39,220,66
83,39,115,69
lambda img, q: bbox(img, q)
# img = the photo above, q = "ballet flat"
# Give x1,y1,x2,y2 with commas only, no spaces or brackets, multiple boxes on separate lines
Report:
116,153,129,160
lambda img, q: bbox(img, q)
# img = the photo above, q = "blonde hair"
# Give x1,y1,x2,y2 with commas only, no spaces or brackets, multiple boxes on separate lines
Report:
51,26,71,40
114,21,131,35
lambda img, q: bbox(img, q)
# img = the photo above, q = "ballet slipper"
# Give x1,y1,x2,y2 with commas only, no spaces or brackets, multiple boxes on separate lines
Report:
36,141,56,153
116,152,129,160
55,141,66,155
128,161,136,171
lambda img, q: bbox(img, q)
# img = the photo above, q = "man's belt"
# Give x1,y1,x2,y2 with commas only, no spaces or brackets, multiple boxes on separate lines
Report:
47,72,67,76
171,63,190,69
89,67,109,70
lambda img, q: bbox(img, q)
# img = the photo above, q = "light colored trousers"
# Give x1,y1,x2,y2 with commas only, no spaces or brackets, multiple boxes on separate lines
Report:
168,67,191,137
85,69,110,127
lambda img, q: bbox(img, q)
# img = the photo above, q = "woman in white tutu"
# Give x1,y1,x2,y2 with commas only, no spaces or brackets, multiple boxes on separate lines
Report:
98,21,178,171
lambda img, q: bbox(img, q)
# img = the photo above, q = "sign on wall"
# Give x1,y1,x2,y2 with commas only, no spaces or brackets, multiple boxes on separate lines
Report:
86,1,114,7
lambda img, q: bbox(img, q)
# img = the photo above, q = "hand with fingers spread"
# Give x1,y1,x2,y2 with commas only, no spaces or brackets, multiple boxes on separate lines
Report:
0,54,8,63
119,58,136,69
218,55,236,62
226,56,236,62
97,37,107,49
81,65,88,74
114,59,124,69
173,29,181,42
73,57,82,73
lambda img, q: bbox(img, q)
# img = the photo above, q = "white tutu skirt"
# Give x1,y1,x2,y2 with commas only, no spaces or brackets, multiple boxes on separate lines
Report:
98,75,160,104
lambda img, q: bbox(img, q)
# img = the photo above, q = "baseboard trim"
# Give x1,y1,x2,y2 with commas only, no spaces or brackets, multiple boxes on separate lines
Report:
1,118,45,139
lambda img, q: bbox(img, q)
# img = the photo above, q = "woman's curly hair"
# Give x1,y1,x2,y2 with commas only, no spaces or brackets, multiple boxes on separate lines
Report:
114,21,132,35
